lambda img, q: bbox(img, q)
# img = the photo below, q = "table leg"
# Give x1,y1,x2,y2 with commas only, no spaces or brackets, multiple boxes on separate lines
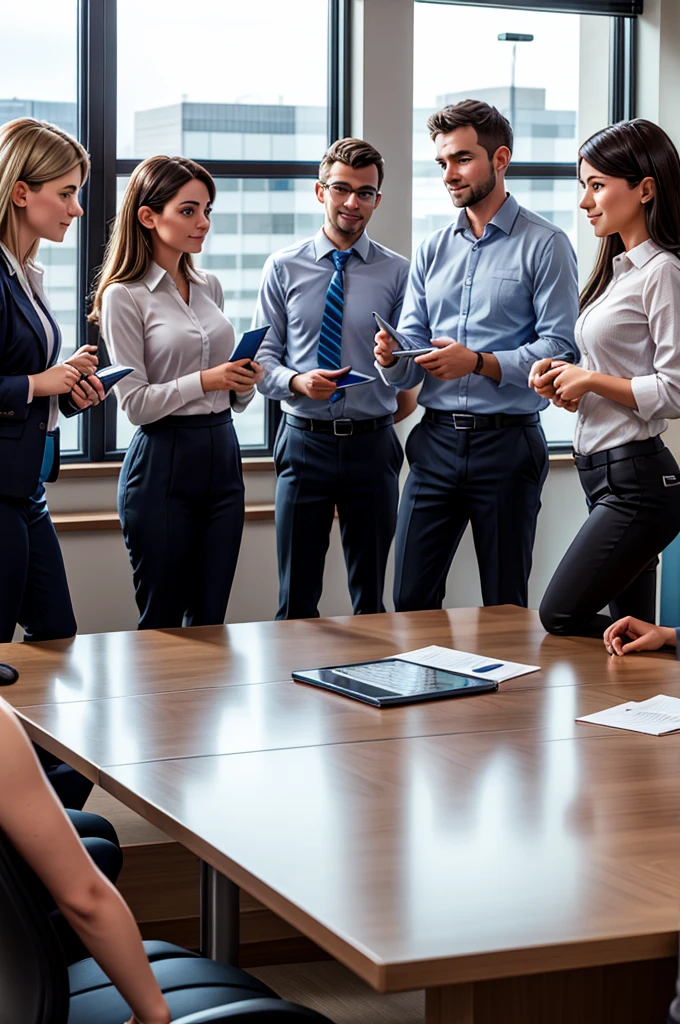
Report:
199,860,240,964
425,983,474,1023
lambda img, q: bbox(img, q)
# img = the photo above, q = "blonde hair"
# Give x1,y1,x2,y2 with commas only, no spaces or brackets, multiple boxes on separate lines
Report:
89,155,216,323
0,118,89,262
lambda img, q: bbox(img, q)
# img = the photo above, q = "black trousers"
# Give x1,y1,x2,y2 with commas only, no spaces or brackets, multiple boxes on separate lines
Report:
540,441,680,637
274,420,403,619
394,417,549,610
118,411,245,630
0,484,76,643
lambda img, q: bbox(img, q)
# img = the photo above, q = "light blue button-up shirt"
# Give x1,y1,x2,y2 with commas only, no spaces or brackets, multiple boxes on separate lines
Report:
254,228,410,420
380,194,579,414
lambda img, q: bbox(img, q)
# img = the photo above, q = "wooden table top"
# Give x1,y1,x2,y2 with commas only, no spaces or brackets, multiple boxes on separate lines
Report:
6,606,680,993
101,728,680,992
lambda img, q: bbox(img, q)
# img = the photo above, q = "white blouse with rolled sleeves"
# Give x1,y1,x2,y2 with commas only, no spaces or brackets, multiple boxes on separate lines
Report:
574,239,680,456
100,261,255,426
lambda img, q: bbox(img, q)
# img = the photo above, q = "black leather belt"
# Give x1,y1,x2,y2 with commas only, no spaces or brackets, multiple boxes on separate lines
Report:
144,409,232,431
423,409,540,431
573,435,665,470
284,413,394,436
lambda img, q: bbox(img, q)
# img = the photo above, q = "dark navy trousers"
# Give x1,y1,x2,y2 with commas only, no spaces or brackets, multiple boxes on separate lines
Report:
118,410,245,630
394,417,549,610
0,482,76,643
274,420,403,619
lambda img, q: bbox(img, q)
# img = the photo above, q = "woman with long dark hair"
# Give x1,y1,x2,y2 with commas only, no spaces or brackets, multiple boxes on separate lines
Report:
90,156,261,630
531,119,680,637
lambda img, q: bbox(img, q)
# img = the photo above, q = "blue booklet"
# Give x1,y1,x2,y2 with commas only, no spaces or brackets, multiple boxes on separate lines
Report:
231,325,270,363
61,364,134,417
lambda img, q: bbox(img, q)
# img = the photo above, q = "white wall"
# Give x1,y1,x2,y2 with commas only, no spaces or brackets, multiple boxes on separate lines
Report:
23,0,680,637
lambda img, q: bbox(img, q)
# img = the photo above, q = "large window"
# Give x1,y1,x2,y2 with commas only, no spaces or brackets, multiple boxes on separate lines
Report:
412,1,633,450
0,0,342,462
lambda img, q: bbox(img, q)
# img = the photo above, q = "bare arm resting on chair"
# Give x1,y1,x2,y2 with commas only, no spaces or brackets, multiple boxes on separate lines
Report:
0,696,171,1024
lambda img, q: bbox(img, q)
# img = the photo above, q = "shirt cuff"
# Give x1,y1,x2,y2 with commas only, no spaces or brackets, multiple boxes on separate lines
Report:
231,386,256,412
27,376,34,403
375,357,410,386
177,370,205,406
630,374,660,420
493,349,526,388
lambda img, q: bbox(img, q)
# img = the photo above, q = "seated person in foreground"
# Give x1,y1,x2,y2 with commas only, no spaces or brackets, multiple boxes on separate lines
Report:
0,694,171,1024
603,616,679,656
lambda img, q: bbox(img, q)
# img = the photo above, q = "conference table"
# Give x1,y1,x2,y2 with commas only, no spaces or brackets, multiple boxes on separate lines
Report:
3,606,680,1023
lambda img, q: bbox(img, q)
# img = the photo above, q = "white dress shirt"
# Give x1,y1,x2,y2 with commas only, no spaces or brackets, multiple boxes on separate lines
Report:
574,239,680,455
0,242,60,430
100,261,254,426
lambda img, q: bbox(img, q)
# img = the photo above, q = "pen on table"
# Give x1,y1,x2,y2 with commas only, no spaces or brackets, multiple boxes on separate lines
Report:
472,662,504,673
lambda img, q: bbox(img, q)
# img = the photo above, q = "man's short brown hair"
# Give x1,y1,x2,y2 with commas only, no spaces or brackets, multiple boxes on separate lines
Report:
426,99,513,160
319,138,385,191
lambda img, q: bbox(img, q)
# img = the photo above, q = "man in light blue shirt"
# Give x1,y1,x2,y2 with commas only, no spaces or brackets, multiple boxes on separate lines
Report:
375,99,579,611
255,138,410,619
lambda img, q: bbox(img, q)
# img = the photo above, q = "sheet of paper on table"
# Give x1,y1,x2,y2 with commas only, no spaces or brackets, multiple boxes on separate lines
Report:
576,694,680,736
392,645,540,683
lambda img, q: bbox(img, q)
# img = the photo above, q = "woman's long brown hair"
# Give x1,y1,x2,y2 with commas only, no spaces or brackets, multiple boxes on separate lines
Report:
89,155,215,322
578,119,680,312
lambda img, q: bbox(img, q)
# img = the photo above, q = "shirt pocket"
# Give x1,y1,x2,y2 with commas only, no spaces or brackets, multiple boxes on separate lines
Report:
490,269,524,318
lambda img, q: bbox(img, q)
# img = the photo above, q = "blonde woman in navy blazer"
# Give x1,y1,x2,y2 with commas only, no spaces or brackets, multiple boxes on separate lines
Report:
0,118,104,645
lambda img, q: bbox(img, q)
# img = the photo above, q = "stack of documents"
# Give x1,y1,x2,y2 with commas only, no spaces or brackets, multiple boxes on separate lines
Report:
577,694,680,736
392,645,540,684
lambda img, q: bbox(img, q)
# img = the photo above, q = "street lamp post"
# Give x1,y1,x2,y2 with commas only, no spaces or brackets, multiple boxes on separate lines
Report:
497,33,534,135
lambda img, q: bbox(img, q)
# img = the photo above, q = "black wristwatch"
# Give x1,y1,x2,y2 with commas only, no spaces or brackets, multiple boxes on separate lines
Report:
472,351,484,375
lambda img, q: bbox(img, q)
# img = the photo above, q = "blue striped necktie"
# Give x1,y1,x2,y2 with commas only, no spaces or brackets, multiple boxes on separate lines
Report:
317,248,353,369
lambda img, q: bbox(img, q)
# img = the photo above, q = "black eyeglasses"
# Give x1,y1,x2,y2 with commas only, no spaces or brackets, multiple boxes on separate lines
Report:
319,182,381,205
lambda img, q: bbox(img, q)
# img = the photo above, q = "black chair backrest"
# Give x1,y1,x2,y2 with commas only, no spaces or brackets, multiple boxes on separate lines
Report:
0,827,69,1024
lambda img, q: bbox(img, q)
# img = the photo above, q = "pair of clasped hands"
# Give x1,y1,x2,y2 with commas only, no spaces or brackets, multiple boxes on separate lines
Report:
29,344,106,409
528,357,590,410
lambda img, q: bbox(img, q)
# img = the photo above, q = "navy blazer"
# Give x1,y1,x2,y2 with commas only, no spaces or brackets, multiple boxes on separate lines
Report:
0,252,62,499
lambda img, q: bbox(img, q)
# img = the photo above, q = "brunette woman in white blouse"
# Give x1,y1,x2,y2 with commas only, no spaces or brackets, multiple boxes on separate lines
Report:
530,119,680,637
90,156,261,629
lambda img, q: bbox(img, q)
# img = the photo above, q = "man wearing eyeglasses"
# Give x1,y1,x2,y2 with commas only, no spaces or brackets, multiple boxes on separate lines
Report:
254,138,410,619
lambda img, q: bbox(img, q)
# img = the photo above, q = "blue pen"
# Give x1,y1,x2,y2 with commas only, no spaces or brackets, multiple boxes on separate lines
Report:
473,662,503,673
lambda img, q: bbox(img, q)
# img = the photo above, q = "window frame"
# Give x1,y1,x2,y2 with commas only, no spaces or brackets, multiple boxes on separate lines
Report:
67,0,349,463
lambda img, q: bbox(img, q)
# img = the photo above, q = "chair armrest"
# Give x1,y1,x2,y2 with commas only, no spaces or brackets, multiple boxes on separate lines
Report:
172,996,330,1022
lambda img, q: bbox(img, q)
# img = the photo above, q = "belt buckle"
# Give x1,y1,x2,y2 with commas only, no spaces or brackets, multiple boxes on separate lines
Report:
452,413,475,430
333,418,354,436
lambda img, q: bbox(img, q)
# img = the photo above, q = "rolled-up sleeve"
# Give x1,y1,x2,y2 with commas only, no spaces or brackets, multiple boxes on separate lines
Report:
253,256,297,401
631,261,680,420
494,231,579,388
102,284,204,426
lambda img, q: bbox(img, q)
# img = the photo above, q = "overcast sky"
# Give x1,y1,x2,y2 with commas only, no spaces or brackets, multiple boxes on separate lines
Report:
0,1,588,155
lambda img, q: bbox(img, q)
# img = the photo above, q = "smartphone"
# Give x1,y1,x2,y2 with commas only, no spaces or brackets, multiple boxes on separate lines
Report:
390,347,436,359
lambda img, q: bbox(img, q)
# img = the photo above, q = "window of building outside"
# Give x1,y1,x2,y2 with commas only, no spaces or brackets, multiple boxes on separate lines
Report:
413,2,611,449
0,2,81,453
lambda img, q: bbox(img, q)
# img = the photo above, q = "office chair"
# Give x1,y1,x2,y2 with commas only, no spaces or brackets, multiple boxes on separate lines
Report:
0,826,331,1024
